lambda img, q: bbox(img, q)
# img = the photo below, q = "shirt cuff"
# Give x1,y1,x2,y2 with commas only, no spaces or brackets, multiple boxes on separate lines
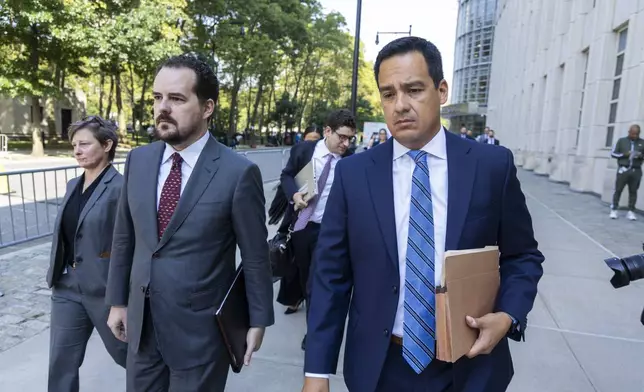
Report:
507,314,520,331
305,373,330,379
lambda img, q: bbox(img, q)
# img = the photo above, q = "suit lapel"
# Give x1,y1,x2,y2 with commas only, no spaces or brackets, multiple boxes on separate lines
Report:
366,139,398,271
299,141,317,171
156,135,221,250
76,166,116,234
143,142,165,249
445,132,477,250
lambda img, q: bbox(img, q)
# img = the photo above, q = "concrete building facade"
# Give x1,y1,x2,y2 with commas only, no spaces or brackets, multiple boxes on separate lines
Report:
442,0,499,134
0,89,86,140
487,0,644,208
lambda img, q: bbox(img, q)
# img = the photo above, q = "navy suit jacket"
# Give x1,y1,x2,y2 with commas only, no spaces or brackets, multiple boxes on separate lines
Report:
280,141,319,203
305,132,544,392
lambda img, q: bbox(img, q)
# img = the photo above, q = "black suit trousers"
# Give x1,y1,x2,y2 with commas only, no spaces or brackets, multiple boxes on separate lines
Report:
290,222,321,319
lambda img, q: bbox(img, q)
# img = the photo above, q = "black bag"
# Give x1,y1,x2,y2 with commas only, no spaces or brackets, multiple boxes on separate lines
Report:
268,227,294,279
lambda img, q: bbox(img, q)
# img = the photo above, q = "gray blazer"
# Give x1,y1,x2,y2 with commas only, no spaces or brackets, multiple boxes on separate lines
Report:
106,135,274,370
46,166,123,297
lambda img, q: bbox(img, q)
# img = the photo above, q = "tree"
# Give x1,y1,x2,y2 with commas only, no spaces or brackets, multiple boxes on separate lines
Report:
1,0,388,150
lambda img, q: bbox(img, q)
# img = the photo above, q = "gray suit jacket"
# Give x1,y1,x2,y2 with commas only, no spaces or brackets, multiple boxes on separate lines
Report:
46,165,123,297
106,135,274,370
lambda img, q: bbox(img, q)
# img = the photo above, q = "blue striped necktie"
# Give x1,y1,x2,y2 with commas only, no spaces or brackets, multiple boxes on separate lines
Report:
403,149,436,373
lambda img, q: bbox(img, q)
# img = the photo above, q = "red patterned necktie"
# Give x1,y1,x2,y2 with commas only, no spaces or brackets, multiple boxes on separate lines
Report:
157,153,183,238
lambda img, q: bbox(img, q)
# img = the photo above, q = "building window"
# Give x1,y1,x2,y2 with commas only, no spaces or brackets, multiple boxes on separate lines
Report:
606,27,628,147
577,49,589,147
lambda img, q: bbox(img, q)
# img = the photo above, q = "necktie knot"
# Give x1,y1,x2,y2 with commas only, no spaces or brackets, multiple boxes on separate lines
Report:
407,150,427,164
171,153,183,168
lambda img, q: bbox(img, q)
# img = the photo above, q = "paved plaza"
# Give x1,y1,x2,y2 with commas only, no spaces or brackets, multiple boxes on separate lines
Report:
0,169,643,391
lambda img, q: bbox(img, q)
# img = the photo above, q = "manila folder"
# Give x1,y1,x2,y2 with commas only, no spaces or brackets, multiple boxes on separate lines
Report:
294,160,317,203
435,246,500,363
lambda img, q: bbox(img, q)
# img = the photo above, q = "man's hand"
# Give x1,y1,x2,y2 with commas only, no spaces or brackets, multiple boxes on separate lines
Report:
107,306,128,342
293,192,308,211
465,312,513,358
302,377,330,392
244,327,265,366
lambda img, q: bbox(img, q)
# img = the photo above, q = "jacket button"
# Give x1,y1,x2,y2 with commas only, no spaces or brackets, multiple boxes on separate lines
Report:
152,252,160,259
140,286,146,293
383,329,389,336
392,285,398,294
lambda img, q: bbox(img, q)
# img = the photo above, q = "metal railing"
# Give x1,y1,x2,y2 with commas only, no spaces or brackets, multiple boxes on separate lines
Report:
0,148,290,249
0,135,8,153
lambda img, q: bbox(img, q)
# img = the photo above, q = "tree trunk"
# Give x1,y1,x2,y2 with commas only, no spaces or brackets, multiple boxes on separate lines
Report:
227,64,246,138
138,74,149,129
245,80,252,133
106,75,114,119
265,77,276,127
248,79,265,146
28,24,44,156
30,96,44,156
45,99,56,140
54,64,62,91
128,63,136,131
250,77,264,128
60,68,66,91
292,50,312,103
99,72,105,117
114,65,127,136
297,56,321,130
258,98,266,143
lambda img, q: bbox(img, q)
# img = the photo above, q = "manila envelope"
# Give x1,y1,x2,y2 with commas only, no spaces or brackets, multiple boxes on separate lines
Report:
435,246,500,363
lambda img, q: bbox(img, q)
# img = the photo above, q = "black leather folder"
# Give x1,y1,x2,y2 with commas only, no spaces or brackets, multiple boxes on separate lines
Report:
216,265,250,373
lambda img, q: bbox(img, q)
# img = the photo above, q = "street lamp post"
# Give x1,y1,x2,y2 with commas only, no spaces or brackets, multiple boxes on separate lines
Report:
350,0,363,117
375,25,412,45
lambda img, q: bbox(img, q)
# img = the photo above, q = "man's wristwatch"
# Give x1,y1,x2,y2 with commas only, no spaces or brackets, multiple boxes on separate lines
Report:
507,315,521,334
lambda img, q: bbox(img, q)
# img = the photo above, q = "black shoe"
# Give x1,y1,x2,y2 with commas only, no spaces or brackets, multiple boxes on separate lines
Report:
284,299,304,315
301,335,306,351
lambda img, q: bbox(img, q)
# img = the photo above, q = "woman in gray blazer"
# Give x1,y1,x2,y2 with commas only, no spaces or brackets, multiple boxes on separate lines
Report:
45,116,127,392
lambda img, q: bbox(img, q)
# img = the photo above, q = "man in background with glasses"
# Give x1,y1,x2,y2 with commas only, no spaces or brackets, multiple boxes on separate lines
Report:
279,109,357,351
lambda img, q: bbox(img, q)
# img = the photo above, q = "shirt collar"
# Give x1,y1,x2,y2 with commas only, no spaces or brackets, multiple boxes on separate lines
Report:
162,131,210,169
393,126,447,161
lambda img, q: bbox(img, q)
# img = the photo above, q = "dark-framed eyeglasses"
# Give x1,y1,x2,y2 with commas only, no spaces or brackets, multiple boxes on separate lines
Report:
333,131,356,144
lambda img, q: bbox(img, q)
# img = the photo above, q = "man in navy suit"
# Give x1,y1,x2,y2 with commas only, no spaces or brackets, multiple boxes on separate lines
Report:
484,130,500,146
302,37,544,392
280,109,356,350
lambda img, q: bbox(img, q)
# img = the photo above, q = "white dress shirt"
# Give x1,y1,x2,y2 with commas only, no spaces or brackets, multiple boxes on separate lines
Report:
487,137,496,145
156,131,210,208
310,139,340,223
306,128,449,379
391,127,448,337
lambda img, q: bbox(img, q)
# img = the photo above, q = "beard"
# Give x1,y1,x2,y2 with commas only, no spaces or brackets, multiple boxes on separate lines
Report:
155,117,199,146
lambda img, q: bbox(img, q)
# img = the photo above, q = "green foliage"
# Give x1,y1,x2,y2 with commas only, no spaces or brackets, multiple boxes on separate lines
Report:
0,0,384,146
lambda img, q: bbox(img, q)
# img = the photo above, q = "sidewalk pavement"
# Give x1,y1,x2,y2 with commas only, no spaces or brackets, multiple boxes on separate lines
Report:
1,170,643,391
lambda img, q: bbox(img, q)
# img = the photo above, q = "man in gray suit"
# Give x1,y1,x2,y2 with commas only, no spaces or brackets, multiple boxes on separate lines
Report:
106,54,275,392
